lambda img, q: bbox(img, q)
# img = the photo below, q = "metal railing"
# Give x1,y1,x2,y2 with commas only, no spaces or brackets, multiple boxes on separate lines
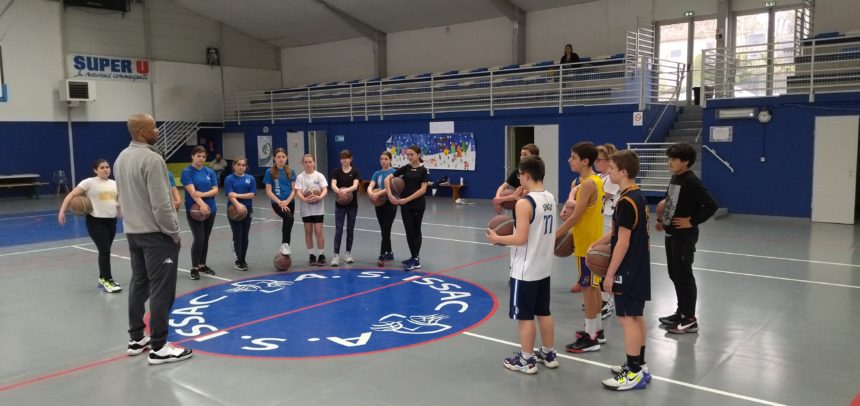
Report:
223,57,684,124
627,142,674,192
154,94,224,159
702,33,860,103
627,27,655,75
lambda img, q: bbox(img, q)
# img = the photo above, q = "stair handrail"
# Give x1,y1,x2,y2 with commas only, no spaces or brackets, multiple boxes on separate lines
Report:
694,127,703,143
703,145,734,173
644,64,686,143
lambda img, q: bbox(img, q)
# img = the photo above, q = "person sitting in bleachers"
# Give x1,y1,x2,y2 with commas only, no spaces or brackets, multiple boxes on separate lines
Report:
561,44,580,65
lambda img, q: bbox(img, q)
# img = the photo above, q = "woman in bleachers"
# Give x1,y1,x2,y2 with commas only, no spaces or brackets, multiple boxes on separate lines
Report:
560,43,580,65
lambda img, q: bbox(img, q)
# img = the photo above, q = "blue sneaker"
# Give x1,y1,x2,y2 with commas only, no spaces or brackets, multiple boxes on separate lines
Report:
410,258,421,270
611,362,651,383
503,352,538,374
382,252,394,261
602,366,647,391
534,348,559,368
401,257,412,265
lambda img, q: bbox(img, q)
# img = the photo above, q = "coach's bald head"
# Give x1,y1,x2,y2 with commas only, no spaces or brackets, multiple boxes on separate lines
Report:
127,113,158,145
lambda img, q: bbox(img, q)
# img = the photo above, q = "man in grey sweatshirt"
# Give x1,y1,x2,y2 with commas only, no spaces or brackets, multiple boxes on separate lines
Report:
114,113,192,365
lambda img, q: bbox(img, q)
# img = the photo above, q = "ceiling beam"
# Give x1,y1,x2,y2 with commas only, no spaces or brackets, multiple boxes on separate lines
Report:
489,0,526,64
313,0,387,77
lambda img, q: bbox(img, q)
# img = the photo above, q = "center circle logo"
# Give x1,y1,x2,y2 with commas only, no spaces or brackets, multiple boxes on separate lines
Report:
167,269,497,358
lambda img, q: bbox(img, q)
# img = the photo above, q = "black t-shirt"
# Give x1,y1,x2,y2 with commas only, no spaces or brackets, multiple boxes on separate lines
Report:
331,167,361,207
505,170,520,188
393,164,429,209
610,186,650,300
560,53,580,64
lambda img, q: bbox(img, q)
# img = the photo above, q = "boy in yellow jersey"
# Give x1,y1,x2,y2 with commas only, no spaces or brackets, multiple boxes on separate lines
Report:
557,142,605,352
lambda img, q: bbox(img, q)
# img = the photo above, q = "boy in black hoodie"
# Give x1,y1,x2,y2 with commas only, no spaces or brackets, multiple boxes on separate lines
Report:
655,143,717,334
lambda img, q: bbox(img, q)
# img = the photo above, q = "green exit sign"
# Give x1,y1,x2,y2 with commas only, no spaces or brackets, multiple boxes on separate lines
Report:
765,0,776,6
684,10,695,17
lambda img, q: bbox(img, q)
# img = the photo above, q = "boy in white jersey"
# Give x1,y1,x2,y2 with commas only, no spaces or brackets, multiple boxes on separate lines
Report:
487,156,558,374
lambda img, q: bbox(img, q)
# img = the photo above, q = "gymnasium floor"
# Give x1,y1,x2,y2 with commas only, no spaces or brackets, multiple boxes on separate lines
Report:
0,194,858,406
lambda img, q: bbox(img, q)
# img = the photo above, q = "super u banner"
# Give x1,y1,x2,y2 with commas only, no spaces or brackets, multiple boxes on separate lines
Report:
257,136,272,167
386,133,476,171
68,54,150,82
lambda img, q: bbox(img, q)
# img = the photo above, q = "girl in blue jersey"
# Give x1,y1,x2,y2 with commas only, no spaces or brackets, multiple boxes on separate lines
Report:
368,151,397,266
181,145,219,280
264,148,297,257
224,157,256,271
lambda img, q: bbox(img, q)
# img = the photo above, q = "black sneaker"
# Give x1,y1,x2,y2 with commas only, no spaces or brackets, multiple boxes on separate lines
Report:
190,269,200,280
200,265,215,275
237,261,249,271
575,329,607,344
565,334,601,353
308,254,317,266
667,317,699,334
148,343,193,365
316,254,327,266
659,313,683,325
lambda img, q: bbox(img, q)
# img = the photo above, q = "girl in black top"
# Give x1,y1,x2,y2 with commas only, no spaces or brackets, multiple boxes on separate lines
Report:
330,150,361,266
385,145,428,271
560,43,580,65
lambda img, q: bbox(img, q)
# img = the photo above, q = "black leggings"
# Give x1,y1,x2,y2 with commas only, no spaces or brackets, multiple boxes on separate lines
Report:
375,201,397,255
400,204,425,259
186,212,215,268
229,212,252,263
271,201,295,244
333,204,357,254
86,215,117,280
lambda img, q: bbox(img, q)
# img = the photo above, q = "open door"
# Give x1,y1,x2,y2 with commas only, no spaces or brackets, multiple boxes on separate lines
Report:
287,131,304,171
533,125,559,201
812,116,859,224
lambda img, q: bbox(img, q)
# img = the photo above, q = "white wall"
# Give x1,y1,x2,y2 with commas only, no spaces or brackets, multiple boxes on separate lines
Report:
281,37,375,88
814,0,860,35
223,66,282,94
387,17,513,76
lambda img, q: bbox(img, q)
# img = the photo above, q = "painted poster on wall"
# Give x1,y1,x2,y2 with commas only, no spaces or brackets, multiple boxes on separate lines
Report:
67,54,150,82
386,133,476,171
258,135,273,167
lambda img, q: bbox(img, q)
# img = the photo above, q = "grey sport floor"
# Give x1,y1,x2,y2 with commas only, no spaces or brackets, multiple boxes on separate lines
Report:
0,194,858,406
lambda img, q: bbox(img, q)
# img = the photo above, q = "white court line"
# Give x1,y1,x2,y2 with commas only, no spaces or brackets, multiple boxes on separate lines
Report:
652,244,860,269
0,213,56,222
72,246,233,282
462,331,786,406
651,262,860,289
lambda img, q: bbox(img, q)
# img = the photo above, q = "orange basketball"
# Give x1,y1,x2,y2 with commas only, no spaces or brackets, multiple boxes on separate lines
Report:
554,232,575,257
499,188,517,210
189,203,209,221
390,177,405,198
274,253,292,272
304,188,321,198
586,244,612,277
488,215,515,236
69,195,93,216
227,204,247,221
336,191,354,205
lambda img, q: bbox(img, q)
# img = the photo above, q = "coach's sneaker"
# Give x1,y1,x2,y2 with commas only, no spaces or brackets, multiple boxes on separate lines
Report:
148,343,193,365
667,317,699,334
127,336,150,356
330,254,340,267
280,243,292,256
610,362,651,383
658,312,682,325
534,348,559,368
503,352,538,374
308,254,317,266
575,329,607,344
344,252,354,264
189,269,200,280
565,334,601,353
316,254,327,267
602,367,647,391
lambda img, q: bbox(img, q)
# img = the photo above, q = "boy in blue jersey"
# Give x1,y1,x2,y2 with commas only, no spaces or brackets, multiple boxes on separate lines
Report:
590,149,652,391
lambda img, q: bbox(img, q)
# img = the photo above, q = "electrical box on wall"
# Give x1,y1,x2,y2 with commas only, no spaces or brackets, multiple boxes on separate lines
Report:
59,79,96,102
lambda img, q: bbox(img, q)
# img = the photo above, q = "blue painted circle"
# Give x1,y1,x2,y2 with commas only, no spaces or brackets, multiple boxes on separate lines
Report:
167,269,497,358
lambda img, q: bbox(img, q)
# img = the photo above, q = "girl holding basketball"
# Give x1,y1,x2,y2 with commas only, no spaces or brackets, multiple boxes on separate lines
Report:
225,157,256,271
58,159,121,293
368,151,397,266
330,150,361,266
295,154,328,266
264,148,297,258
181,146,219,280
385,145,428,271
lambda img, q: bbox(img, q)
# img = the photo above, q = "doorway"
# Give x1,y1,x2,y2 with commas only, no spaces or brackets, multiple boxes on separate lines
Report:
812,116,859,224
505,125,559,201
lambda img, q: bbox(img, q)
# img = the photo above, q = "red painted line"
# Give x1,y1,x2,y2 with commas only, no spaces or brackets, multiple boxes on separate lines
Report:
851,391,860,406
0,253,508,392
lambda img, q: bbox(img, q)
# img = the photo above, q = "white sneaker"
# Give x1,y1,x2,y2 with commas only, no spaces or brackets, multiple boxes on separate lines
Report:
280,243,292,256
127,336,150,356
344,253,354,264
99,278,122,293
330,254,340,267
148,343,193,365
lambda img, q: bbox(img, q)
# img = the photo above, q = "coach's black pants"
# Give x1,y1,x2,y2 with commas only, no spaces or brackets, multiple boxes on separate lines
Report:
186,212,215,268
665,229,699,318
85,215,117,280
127,232,180,351
400,204,424,259
375,201,397,255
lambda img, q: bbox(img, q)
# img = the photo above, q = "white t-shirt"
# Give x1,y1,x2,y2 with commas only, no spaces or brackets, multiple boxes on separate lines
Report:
600,173,620,217
77,177,118,218
296,170,328,217
509,190,556,282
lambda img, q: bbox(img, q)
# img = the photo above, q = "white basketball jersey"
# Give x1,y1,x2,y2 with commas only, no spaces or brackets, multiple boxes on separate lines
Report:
509,190,556,281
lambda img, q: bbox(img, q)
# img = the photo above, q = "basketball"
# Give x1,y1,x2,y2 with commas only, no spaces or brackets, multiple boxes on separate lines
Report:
274,253,292,272
554,232,575,257
656,199,666,223
499,188,517,210
336,191,353,205
69,195,93,216
227,204,247,221
586,244,612,277
189,203,210,221
304,187,321,198
487,215,515,236
390,177,405,198
369,189,387,206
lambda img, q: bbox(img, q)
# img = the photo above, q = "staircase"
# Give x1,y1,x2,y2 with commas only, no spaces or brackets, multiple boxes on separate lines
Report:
665,105,703,177
155,121,200,160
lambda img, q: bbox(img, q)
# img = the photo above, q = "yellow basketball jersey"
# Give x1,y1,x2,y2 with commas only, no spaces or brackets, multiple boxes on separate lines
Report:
573,173,604,257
